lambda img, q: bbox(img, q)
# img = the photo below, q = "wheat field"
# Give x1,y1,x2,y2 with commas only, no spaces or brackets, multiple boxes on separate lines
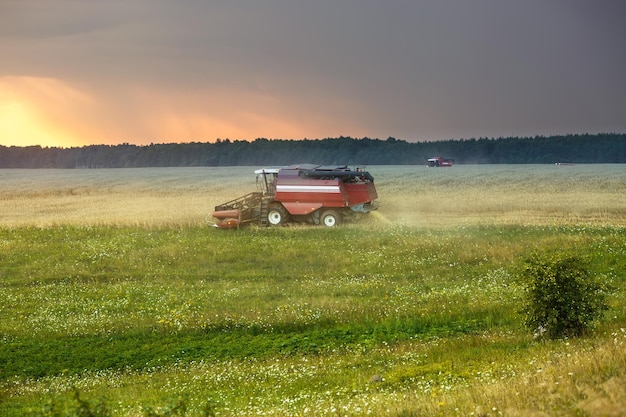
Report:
1,164,625,227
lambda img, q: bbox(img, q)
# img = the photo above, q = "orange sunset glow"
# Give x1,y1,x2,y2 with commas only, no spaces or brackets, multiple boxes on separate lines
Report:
0,76,247,147
0,76,357,147
0,77,85,148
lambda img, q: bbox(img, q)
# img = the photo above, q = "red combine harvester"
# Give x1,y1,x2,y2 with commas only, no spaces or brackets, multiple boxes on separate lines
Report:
427,156,454,167
212,164,379,228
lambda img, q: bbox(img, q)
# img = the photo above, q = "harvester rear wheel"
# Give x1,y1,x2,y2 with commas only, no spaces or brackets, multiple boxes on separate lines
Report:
267,205,289,226
320,210,340,227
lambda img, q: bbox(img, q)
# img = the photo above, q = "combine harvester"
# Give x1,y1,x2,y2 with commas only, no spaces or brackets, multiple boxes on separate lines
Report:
427,156,454,167
212,164,379,228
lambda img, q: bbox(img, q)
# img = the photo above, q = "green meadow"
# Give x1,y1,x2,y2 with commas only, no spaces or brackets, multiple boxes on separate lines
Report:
1,165,625,416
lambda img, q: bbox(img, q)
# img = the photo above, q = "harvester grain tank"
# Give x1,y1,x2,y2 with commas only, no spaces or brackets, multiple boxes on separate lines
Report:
212,164,379,228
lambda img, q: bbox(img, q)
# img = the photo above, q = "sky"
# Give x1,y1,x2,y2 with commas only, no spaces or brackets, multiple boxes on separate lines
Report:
1,0,625,148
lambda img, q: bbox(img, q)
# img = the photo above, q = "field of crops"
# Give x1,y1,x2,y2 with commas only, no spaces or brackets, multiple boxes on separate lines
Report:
1,165,625,416
1,164,626,228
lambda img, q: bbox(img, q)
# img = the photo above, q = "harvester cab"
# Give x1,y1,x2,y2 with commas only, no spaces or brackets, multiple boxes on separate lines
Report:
255,168,280,196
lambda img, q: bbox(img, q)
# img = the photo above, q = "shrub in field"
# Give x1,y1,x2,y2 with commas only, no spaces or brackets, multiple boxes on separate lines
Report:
33,388,215,417
37,389,112,417
143,395,216,417
36,390,216,417
517,250,609,339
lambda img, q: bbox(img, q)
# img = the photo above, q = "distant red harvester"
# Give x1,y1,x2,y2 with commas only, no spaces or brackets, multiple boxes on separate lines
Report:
427,156,454,167
212,164,379,228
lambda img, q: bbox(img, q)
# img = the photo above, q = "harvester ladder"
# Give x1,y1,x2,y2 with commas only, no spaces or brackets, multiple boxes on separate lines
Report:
258,198,270,227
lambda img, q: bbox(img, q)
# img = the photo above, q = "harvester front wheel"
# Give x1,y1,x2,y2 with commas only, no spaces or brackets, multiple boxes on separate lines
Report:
267,205,289,226
320,210,340,227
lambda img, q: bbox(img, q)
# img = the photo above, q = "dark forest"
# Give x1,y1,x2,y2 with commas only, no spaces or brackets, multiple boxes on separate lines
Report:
1,133,625,168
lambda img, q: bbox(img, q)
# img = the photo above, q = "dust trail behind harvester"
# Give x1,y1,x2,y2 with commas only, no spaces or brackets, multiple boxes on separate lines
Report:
369,209,392,224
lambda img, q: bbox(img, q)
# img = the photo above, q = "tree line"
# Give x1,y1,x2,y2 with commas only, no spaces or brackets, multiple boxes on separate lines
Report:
1,133,625,168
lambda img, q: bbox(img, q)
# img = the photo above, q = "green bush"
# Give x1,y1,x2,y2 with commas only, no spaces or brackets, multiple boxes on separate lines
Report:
36,390,216,417
37,389,112,417
517,251,609,339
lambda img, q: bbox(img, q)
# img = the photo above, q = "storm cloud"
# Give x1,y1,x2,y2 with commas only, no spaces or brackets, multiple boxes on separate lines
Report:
1,0,625,146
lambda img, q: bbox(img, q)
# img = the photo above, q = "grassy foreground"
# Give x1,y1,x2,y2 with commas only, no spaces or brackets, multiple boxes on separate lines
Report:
1,223,625,416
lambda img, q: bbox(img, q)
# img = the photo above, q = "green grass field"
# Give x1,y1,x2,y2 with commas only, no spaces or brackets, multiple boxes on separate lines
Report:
1,165,625,416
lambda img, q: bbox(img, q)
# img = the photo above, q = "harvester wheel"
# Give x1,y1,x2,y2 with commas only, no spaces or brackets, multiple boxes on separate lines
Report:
320,210,340,227
267,205,289,226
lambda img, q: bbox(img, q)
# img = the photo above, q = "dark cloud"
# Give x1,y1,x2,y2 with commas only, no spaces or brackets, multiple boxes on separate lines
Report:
1,0,625,145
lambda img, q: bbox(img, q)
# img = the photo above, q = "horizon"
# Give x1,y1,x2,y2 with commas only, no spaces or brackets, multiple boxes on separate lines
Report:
2,132,623,152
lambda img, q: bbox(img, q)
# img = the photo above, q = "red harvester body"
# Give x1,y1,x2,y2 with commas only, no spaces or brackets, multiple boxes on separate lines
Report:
427,156,454,167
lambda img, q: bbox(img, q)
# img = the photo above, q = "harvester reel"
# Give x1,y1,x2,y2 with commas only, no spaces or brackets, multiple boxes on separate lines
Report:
267,205,289,226
321,210,340,227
